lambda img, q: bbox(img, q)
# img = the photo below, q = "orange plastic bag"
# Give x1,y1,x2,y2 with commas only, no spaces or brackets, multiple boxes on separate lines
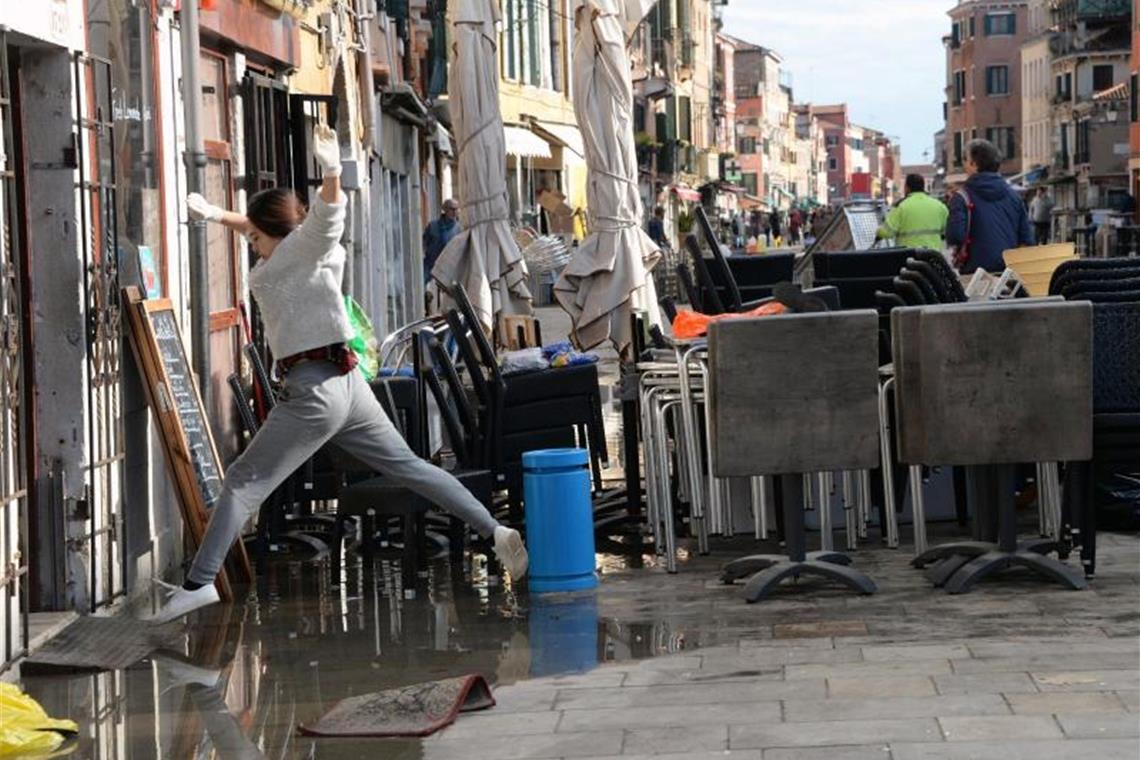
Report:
672,301,787,339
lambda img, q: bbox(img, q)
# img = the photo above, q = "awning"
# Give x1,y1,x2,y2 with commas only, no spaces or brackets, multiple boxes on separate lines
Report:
702,180,745,194
774,186,795,199
430,123,454,156
382,82,430,126
670,185,701,202
503,125,552,158
531,121,586,158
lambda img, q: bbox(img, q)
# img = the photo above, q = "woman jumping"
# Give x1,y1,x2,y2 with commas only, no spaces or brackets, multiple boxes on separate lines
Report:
145,124,527,624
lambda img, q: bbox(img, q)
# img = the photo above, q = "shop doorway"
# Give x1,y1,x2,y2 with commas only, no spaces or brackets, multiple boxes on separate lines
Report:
0,33,31,674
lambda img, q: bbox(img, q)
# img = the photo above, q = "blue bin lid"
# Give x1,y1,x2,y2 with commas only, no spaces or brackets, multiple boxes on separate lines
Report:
522,448,589,470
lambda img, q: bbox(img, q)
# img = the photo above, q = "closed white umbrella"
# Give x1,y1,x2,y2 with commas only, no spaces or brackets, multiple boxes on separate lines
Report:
554,0,661,356
431,0,532,336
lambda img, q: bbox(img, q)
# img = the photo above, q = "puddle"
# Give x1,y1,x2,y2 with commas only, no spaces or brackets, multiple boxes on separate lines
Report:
17,549,696,759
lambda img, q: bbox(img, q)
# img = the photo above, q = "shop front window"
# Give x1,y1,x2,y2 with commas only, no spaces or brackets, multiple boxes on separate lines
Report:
86,0,165,294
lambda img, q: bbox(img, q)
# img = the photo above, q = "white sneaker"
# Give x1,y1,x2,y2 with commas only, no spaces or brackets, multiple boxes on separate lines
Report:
493,526,528,579
142,583,220,624
152,654,222,694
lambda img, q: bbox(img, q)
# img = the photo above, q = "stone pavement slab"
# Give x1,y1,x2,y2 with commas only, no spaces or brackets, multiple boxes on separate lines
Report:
762,747,891,760
422,729,624,759
622,724,728,755
932,671,1039,695
937,715,1064,741
860,643,972,661
557,702,781,732
729,718,943,748
1005,691,1130,714
828,674,938,698
553,679,826,709
783,694,1008,722
1031,669,1140,691
1057,712,1140,739
890,739,1140,760
576,753,764,760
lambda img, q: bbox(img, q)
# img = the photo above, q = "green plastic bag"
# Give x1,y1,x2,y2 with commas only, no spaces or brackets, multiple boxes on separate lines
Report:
344,296,380,381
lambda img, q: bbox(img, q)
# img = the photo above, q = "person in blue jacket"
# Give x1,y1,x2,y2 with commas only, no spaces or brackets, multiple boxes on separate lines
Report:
946,139,1034,273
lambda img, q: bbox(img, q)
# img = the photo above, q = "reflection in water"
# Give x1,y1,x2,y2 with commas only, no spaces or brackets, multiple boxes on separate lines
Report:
528,593,598,677
19,550,692,759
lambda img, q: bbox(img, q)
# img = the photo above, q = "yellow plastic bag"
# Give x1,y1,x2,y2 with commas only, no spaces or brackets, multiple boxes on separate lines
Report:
0,682,78,756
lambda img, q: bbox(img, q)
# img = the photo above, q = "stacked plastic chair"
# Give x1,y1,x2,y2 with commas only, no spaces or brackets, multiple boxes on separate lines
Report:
1050,257,1140,576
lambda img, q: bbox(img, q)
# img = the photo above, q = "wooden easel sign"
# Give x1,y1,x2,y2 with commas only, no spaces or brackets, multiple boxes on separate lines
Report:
123,287,252,600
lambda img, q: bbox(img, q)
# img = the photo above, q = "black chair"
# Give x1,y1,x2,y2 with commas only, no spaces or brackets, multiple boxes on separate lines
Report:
688,206,793,313
726,253,797,304
330,331,494,592
813,248,913,280
816,275,899,310
1061,276,1140,300
443,282,608,517
911,250,969,301
1063,301,1140,576
898,269,939,304
903,259,959,304
676,261,702,310
1048,257,1140,293
1051,266,1140,295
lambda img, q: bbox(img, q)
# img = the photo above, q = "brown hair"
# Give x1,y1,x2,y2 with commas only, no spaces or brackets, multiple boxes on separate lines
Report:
247,188,306,239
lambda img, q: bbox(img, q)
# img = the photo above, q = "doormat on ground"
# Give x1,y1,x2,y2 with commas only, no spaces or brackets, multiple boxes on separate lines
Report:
298,674,495,737
22,615,184,674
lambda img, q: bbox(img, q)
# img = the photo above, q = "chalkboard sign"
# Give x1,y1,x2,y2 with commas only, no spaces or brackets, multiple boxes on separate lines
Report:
123,287,251,599
149,309,225,509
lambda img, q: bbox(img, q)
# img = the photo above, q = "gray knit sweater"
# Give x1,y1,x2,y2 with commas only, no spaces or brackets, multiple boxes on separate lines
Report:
248,193,354,360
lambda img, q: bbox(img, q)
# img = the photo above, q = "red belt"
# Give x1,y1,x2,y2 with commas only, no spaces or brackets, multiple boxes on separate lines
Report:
277,342,358,377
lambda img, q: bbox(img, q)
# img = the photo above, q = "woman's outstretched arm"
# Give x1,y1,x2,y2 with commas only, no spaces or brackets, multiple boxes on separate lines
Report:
187,192,252,236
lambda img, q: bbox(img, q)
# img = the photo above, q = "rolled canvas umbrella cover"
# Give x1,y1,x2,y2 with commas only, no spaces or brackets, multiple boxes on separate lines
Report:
431,0,532,336
554,0,661,356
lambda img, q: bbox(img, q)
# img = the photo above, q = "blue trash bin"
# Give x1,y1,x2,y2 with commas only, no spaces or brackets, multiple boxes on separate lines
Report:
523,448,598,593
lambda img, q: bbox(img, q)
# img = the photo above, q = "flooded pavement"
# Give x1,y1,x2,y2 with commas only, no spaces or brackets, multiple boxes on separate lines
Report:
15,526,1140,759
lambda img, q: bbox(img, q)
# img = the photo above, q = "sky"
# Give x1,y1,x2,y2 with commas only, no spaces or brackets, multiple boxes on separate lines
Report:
720,0,949,165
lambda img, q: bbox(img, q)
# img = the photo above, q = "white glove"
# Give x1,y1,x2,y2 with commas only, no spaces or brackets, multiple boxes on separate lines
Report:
186,192,223,222
312,123,342,178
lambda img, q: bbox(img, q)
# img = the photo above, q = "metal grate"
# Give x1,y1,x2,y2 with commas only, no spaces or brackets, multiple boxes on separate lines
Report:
844,204,884,251
243,72,294,193
73,53,126,612
0,32,29,674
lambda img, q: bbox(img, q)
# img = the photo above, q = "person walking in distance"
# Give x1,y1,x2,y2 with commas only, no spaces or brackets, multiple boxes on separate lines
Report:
876,173,949,251
145,124,527,624
647,205,669,250
423,198,461,283
769,209,783,247
1029,186,1054,245
946,139,1034,273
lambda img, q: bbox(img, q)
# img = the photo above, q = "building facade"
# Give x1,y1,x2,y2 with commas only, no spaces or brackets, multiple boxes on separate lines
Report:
1021,0,1055,174
630,0,723,248
1047,0,1132,238
497,0,588,236
943,0,1029,180
0,0,446,674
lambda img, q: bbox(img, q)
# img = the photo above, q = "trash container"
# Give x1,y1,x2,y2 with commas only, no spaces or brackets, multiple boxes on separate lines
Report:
523,448,598,593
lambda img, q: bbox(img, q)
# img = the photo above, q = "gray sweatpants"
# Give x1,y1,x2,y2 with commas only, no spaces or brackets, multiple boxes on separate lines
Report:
187,361,500,585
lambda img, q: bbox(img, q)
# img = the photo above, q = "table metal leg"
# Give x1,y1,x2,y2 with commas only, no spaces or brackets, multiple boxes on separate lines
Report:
817,472,833,552
909,464,927,556
858,470,872,539
878,377,899,548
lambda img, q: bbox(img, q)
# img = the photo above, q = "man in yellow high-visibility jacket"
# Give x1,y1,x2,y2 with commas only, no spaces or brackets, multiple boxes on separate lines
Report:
877,174,949,251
